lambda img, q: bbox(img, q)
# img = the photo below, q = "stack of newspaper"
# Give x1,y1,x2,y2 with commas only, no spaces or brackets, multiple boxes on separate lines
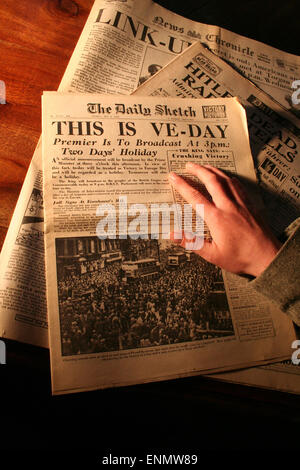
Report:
1,0,300,395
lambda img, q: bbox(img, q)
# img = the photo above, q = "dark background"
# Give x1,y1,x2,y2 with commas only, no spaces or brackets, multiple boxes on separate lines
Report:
1,0,300,456
157,0,300,55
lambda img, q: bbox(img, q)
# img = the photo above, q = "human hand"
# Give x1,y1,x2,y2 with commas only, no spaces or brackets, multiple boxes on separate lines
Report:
168,163,282,277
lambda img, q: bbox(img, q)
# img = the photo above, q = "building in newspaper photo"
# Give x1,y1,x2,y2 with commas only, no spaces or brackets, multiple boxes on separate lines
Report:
55,236,234,356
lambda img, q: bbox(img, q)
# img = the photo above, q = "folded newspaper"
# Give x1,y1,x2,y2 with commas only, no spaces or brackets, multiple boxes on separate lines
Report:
42,92,295,394
133,41,300,394
134,42,300,237
1,0,300,393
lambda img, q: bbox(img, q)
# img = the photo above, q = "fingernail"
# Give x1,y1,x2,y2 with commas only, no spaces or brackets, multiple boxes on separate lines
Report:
168,172,178,182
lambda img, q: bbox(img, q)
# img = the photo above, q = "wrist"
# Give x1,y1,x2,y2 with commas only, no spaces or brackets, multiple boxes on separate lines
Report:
248,239,282,277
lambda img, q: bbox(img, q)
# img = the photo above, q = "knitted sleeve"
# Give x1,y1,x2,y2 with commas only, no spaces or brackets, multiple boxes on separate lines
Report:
249,218,300,326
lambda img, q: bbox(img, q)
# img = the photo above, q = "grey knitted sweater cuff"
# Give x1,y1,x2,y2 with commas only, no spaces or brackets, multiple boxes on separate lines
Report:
249,218,300,326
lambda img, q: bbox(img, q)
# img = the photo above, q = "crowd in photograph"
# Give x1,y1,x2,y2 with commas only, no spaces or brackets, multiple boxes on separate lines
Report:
58,253,234,356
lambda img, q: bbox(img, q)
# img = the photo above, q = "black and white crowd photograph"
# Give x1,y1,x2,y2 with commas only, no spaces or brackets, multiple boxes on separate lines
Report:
56,236,234,356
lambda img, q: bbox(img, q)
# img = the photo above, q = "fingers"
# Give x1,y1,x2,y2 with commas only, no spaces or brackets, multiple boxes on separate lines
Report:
170,230,218,265
168,171,215,223
200,164,231,179
184,163,237,211
230,177,258,208
197,164,255,210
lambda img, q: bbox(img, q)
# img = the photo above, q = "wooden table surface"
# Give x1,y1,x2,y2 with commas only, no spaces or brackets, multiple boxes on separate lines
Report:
1,0,300,452
0,0,94,249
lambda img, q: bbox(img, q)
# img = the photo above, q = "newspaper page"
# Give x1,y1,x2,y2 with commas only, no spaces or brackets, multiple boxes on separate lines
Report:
42,92,295,394
62,0,300,118
0,141,48,346
133,41,300,393
1,0,300,347
133,41,300,236
210,361,300,395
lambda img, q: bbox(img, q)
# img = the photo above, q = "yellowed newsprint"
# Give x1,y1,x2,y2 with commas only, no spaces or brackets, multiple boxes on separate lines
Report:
42,93,295,394
133,41,300,236
1,0,300,348
62,0,300,118
133,41,300,393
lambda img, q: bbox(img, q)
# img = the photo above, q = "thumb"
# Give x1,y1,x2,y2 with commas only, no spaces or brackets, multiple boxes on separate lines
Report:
170,231,217,264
